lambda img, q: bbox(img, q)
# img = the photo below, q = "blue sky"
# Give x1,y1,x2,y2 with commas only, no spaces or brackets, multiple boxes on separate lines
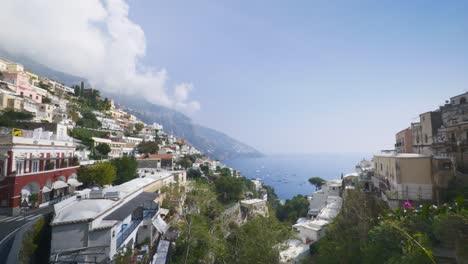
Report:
128,0,468,153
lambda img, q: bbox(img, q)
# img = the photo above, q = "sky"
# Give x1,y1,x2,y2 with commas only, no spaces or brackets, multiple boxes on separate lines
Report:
1,1,468,154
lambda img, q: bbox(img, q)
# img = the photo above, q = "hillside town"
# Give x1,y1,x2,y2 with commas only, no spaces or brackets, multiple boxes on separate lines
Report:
0,57,263,263
0,55,467,264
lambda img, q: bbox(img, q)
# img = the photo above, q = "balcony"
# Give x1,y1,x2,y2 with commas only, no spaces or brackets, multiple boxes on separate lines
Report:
116,219,143,248
143,208,158,220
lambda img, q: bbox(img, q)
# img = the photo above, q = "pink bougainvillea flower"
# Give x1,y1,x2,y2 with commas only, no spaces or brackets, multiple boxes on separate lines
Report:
403,201,412,207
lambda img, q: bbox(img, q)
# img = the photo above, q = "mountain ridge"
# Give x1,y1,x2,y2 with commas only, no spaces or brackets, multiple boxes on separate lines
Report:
108,93,263,160
0,51,262,160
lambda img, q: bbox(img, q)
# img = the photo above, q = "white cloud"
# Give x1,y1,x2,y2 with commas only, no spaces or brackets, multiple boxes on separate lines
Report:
0,0,200,113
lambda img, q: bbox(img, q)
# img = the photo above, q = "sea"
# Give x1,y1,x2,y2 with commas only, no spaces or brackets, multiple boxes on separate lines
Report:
225,153,371,200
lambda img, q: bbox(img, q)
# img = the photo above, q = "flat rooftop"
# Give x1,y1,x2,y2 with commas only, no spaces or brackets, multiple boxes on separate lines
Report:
104,192,158,221
374,152,430,158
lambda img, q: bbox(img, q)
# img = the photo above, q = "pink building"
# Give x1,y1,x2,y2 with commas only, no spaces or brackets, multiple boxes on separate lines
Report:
2,72,42,103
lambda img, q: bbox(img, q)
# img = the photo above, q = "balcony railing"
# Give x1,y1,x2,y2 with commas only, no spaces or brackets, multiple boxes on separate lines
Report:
116,220,142,248
143,208,158,219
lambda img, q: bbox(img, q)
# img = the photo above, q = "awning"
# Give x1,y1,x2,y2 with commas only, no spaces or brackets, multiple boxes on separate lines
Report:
152,215,168,234
67,178,83,187
52,181,68,189
42,186,52,193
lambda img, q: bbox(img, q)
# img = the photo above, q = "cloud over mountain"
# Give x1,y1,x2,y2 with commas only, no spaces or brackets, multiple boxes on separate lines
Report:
0,0,200,113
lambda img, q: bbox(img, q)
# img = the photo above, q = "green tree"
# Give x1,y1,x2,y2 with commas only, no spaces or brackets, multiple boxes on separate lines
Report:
276,194,309,223
73,85,81,96
363,220,434,264
264,185,281,209
170,183,227,263
77,162,116,186
19,217,50,264
0,110,34,127
220,167,232,177
112,155,138,184
134,123,144,133
308,177,326,190
187,168,202,179
95,143,111,156
227,216,292,264
433,210,468,260
136,141,159,156
177,157,192,169
214,176,244,204
71,127,107,147
114,248,133,264
76,111,101,129
200,164,211,176
316,190,387,264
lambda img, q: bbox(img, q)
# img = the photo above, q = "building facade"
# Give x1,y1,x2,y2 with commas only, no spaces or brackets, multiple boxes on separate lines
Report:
0,125,78,215
395,127,413,153
373,152,453,209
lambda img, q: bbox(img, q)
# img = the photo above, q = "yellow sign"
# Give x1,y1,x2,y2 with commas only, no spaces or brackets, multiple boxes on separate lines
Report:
13,128,23,137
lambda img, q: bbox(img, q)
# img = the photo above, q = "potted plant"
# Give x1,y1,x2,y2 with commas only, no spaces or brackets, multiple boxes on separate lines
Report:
45,162,55,171
29,193,39,208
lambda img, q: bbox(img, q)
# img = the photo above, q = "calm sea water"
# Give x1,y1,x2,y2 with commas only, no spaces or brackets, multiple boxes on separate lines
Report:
225,153,371,200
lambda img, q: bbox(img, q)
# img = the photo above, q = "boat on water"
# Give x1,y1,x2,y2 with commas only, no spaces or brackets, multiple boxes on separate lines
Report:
256,170,261,173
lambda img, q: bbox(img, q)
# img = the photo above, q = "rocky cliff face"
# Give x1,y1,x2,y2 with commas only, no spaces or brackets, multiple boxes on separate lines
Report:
115,94,263,161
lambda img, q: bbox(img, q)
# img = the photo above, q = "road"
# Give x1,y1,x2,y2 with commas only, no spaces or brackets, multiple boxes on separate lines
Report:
0,206,53,262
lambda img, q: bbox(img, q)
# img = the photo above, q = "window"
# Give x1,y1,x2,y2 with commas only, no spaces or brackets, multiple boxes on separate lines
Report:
32,161,39,172
36,96,38,100
425,134,428,143
461,97,467,104
416,136,420,143
20,92,24,96
16,161,24,174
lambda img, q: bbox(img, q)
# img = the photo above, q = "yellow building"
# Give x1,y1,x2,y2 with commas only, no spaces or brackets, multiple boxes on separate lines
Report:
373,152,453,208
6,62,24,73
25,71,39,84
0,91,23,111
0,58,9,72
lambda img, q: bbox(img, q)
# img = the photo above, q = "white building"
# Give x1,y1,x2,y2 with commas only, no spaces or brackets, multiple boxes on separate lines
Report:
50,183,163,262
37,103,56,123
96,116,124,131
50,170,185,262
92,137,126,158
0,125,78,215
293,219,329,244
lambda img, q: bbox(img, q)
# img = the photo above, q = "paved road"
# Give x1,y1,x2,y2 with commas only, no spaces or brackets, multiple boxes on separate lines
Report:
0,206,52,238
0,206,54,261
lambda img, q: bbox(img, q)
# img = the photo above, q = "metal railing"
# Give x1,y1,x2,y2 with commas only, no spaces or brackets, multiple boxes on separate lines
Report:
116,220,142,248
